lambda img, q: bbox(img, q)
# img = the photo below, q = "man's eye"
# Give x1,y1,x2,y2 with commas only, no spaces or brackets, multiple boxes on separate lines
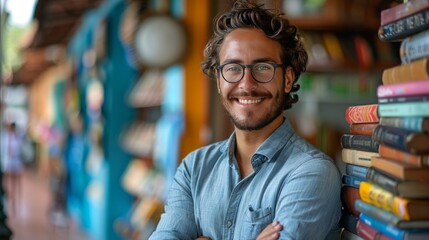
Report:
225,65,242,72
255,65,271,71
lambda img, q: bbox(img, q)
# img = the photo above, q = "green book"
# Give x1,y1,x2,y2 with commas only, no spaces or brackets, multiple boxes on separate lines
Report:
378,102,429,117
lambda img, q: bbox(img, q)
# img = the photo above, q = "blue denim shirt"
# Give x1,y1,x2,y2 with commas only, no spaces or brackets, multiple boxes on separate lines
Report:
149,119,342,240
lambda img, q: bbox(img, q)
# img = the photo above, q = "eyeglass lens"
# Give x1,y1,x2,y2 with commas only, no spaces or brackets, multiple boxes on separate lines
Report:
221,63,275,83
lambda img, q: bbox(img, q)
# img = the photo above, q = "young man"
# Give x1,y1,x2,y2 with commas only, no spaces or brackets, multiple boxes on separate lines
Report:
149,1,341,239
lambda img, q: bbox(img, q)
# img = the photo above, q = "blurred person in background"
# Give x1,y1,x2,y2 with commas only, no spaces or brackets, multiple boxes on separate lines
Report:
1,122,25,215
149,1,341,239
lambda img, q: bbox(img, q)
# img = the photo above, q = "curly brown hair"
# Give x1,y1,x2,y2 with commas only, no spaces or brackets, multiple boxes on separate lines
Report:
201,0,308,110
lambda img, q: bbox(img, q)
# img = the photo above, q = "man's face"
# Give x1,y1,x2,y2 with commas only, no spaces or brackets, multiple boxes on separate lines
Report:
217,28,293,131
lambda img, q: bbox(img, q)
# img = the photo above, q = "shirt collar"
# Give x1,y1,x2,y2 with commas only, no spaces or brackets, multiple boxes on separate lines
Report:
221,117,295,165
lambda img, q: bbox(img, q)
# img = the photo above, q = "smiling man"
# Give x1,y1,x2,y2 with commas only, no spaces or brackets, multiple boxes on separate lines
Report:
149,1,341,239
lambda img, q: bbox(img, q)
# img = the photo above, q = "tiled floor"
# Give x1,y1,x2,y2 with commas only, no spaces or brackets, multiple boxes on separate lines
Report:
4,167,91,240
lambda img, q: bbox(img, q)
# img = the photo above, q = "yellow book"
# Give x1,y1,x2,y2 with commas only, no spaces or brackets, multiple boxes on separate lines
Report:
359,181,429,220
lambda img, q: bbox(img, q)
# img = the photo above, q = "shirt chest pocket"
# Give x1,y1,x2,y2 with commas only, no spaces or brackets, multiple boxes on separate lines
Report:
240,206,273,239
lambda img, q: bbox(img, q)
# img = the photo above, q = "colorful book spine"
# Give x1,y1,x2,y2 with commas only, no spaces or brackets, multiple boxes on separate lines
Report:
366,167,400,197
378,94,429,104
341,134,379,152
342,148,378,167
379,117,429,133
356,219,391,240
377,80,429,98
378,8,429,42
350,123,379,136
400,29,429,64
373,125,429,154
382,58,429,85
346,164,369,180
342,186,361,216
359,181,411,220
342,174,365,189
380,0,429,26
360,213,429,240
345,104,379,124
379,144,429,167
371,156,429,181
355,199,429,229
378,101,429,117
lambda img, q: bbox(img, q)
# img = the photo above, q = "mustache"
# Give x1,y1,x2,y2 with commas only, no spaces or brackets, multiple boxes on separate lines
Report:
228,90,272,98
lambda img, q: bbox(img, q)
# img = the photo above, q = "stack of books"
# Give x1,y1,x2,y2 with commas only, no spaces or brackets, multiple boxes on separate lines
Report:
355,1,429,239
340,103,380,239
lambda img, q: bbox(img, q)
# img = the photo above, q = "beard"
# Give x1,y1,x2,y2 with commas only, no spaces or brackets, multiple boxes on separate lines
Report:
222,89,285,131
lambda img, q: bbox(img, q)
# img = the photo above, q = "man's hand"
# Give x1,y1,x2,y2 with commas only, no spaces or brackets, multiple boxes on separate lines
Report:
256,221,283,240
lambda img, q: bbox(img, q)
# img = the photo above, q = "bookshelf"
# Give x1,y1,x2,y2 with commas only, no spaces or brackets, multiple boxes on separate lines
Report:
261,0,400,159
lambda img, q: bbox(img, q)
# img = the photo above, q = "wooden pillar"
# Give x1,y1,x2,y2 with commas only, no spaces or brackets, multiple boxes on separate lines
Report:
180,0,211,160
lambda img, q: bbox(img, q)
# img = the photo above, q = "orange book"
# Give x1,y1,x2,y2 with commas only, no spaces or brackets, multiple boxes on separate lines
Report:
345,104,379,124
382,58,429,85
379,144,429,167
371,156,429,181
349,123,379,136
359,181,429,220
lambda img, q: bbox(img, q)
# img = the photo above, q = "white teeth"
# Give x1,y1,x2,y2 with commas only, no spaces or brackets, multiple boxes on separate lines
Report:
238,99,262,104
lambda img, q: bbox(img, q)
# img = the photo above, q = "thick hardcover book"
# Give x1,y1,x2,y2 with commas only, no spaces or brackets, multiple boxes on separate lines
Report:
377,80,429,98
400,29,429,64
356,219,392,240
345,104,379,124
359,213,429,240
350,123,379,136
366,167,429,199
355,200,429,229
381,58,429,85
378,101,429,118
342,186,361,216
380,0,429,26
378,94,429,104
379,144,429,167
378,8,429,42
379,117,429,133
342,148,378,167
359,181,429,220
346,164,369,180
371,156,429,182
372,125,429,154
342,174,365,189
341,134,379,152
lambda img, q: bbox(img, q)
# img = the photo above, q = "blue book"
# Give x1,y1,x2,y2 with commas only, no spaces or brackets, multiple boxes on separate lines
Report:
355,200,429,229
346,164,369,180
342,174,365,188
360,213,429,240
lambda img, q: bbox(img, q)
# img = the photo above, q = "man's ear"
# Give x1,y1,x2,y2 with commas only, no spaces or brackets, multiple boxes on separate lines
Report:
284,66,295,93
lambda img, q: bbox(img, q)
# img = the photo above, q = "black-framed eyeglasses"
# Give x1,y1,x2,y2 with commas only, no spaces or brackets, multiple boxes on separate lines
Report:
217,62,284,83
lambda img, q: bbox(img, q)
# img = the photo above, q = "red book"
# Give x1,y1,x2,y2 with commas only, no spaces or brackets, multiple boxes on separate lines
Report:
350,123,379,135
381,0,429,26
345,104,379,124
356,220,393,240
341,186,361,217
377,80,429,98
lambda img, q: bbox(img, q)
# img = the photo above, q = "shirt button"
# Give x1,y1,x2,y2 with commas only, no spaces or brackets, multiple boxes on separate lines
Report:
227,220,232,228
